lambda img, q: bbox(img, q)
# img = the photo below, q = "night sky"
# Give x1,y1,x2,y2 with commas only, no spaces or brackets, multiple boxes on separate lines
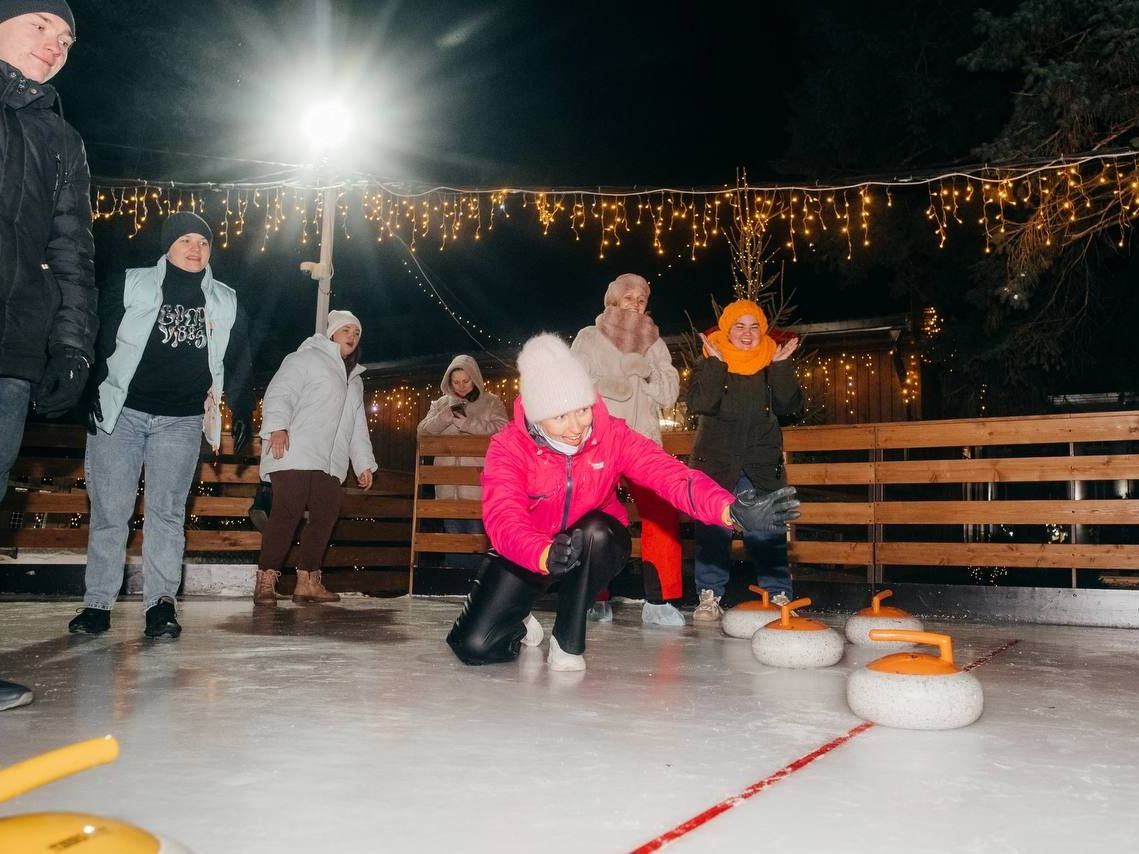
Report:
57,1,1019,378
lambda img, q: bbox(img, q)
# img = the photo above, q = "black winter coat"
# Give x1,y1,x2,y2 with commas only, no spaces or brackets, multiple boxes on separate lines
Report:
686,357,803,492
0,60,95,382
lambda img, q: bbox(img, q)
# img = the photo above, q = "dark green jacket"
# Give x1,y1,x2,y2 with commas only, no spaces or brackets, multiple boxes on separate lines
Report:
686,357,803,491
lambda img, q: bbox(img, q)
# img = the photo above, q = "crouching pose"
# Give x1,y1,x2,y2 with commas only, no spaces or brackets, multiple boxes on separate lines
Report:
446,334,800,672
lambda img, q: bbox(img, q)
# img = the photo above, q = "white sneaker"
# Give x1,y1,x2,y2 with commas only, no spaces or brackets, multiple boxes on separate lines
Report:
692,589,724,623
587,601,613,623
642,602,686,627
770,593,792,607
521,613,543,647
547,636,586,672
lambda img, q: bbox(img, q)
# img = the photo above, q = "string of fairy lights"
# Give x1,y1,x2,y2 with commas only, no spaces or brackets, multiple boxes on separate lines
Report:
91,150,1139,262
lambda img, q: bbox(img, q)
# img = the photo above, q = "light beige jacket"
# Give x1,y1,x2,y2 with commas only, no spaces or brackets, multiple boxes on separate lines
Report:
571,326,679,445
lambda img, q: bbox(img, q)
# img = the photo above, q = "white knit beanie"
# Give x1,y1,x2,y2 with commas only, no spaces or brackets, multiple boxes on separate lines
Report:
517,333,597,422
326,309,362,339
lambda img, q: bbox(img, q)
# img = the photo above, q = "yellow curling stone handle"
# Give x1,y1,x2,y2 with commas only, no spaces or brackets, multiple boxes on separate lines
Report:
0,736,120,805
871,589,893,613
869,630,955,664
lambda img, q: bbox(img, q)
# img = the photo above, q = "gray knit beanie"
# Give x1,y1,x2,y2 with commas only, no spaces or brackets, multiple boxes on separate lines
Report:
0,2,76,35
161,212,213,252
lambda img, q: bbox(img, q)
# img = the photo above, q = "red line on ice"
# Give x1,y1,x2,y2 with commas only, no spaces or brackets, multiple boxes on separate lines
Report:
630,637,1020,853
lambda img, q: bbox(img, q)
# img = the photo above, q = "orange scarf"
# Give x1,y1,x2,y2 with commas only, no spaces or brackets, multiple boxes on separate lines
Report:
703,299,777,376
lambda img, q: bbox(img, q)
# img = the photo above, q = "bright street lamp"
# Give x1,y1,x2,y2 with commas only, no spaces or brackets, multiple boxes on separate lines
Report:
297,98,354,335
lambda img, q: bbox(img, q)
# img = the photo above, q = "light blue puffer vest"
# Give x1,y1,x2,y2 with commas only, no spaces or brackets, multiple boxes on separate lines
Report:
96,256,236,447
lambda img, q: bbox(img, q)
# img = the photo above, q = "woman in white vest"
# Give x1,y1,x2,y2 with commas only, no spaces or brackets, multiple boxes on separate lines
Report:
416,355,508,571
68,212,253,640
253,310,378,605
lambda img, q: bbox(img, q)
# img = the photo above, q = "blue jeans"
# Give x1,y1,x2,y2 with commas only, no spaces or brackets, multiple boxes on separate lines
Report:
0,377,32,505
694,473,792,599
84,407,203,610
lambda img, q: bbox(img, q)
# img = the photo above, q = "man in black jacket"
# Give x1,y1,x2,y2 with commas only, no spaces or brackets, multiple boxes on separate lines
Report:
0,0,92,712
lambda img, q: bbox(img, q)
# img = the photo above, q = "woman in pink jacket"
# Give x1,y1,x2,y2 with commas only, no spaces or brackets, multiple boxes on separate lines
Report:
446,334,800,672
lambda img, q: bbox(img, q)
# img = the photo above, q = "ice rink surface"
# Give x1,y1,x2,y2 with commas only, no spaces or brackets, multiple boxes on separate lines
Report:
1,597,1137,853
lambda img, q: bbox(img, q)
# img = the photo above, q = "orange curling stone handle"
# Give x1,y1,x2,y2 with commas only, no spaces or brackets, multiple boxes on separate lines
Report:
0,735,119,805
856,589,911,618
765,598,828,631
866,630,960,675
738,585,779,611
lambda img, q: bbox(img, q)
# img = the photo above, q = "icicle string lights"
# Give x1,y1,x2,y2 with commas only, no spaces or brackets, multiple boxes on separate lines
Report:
91,151,1139,262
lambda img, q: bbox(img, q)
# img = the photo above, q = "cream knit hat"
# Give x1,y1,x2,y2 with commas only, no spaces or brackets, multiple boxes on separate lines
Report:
517,333,596,422
326,309,362,339
603,273,650,307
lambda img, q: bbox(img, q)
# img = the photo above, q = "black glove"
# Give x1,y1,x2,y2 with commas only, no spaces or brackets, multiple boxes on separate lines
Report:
232,419,251,457
85,391,103,436
34,348,91,418
729,486,801,534
545,529,585,576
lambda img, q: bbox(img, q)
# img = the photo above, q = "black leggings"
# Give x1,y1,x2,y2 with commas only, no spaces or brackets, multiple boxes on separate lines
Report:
447,511,632,665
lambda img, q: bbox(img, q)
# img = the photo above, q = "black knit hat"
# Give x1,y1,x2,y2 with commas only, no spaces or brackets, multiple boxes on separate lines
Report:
161,212,213,252
0,2,76,35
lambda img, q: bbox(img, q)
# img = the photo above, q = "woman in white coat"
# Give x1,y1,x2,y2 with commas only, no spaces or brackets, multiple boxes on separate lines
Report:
253,310,378,605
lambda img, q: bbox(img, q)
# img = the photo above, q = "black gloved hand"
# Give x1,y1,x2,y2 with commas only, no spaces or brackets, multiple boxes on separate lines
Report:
35,348,91,418
85,391,103,436
232,419,251,457
545,529,585,576
729,485,801,534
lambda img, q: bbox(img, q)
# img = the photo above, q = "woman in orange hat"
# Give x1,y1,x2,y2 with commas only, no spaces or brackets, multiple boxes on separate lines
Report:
687,300,803,623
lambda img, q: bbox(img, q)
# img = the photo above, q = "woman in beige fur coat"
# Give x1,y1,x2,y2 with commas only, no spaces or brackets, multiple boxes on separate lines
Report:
571,274,685,626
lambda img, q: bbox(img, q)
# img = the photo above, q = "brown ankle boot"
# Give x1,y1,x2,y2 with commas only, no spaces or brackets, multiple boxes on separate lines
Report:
293,569,340,603
253,569,280,606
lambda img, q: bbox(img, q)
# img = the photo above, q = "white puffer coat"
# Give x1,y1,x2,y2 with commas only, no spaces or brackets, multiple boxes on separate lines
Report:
258,335,377,483
416,355,508,500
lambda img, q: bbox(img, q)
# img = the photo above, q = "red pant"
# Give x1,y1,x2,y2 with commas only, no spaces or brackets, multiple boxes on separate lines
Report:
597,482,682,604
257,470,344,571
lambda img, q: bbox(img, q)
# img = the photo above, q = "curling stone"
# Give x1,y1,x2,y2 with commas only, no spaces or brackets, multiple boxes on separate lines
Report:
844,589,923,650
846,630,984,730
722,585,784,639
751,598,844,669
0,736,191,853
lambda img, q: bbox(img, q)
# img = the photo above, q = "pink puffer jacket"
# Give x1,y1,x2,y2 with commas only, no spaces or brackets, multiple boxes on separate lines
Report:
481,397,734,572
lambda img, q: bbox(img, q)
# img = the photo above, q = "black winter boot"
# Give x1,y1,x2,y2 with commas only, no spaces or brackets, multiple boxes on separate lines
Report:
68,608,110,634
144,597,182,639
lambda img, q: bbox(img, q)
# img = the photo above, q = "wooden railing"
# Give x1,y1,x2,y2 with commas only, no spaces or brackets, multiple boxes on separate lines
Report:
1,425,414,589
413,411,1139,590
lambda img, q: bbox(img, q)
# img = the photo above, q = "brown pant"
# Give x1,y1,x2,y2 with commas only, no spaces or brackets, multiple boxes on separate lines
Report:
257,470,344,571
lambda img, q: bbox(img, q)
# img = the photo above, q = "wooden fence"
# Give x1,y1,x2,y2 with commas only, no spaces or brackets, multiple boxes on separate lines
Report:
6,412,1137,596
1,424,414,594
413,411,1139,591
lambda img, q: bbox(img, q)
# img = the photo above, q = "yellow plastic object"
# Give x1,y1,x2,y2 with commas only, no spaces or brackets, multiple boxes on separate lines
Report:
855,589,911,618
0,736,120,805
763,598,828,632
866,630,961,675
0,736,170,852
0,814,163,852
736,585,781,612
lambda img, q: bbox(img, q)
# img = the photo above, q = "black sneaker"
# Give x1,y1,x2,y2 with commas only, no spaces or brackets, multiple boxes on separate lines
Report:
68,608,111,634
144,598,181,639
0,679,33,712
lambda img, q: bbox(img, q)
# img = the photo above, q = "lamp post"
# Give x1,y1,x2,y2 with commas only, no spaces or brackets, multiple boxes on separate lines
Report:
300,187,337,335
298,99,354,335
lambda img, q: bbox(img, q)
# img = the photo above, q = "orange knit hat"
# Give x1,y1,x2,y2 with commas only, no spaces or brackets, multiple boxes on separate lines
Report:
704,299,778,375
